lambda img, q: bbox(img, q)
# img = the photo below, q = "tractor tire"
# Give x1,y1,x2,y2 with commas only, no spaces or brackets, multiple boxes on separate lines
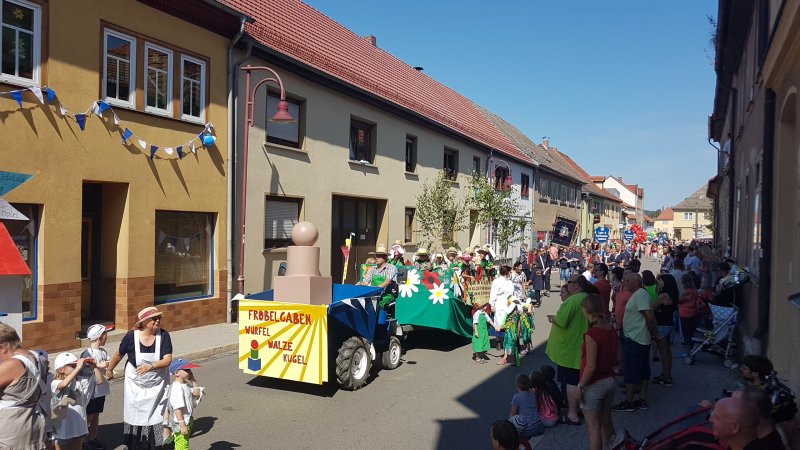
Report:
335,336,371,390
381,336,402,370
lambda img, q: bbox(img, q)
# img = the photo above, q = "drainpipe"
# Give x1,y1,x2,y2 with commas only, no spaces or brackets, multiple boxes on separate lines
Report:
754,89,775,344
226,18,251,323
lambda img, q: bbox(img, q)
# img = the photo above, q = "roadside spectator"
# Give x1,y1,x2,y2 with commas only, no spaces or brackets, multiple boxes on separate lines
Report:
651,274,678,386
678,273,699,358
592,263,612,314
710,396,763,450
539,364,566,413
577,294,618,450
661,248,674,273
733,387,787,449
611,267,632,372
530,371,559,428
81,324,111,450
739,355,774,387
612,273,657,412
670,259,687,297
509,373,544,439
626,259,641,274
491,419,520,450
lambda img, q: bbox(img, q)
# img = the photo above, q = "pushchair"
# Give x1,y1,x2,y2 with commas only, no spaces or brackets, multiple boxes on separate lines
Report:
612,405,724,449
683,305,738,367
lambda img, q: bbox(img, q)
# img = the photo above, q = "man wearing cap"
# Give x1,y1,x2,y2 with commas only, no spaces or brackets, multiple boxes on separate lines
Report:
357,245,397,308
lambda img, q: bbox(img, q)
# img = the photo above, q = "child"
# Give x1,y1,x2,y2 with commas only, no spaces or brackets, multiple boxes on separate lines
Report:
166,358,204,450
678,274,699,358
51,352,103,450
472,299,495,364
80,324,110,450
539,364,566,412
490,420,521,450
530,370,559,428
509,373,543,439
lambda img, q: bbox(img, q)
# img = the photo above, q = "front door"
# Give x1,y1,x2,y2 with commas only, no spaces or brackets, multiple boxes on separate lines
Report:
331,196,379,284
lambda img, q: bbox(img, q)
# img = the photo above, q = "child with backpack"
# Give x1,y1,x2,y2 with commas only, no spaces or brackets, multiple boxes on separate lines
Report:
80,324,110,450
51,352,103,450
165,358,204,449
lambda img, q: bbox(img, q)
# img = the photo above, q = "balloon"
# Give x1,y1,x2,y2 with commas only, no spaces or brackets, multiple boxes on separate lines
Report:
202,133,216,146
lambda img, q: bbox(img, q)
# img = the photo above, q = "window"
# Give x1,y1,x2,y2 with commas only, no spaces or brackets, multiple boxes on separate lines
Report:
154,211,213,303
520,173,530,197
663,220,668,225
404,208,415,242
266,94,301,148
472,156,481,178
144,43,173,114
349,119,374,163
0,0,40,86
704,212,710,220
264,196,301,249
103,29,136,106
684,212,693,220
181,55,205,122
0,203,37,320
443,148,458,180
540,178,549,199
405,135,417,173
494,165,509,190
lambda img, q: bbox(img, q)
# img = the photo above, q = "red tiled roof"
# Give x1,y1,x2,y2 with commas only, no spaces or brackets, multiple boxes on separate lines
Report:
227,0,533,164
642,213,653,222
0,224,31,276
655,208,674,220
590,176,606,183
551,151,622,202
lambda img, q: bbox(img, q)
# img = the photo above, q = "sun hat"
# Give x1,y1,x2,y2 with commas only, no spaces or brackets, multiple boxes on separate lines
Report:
54,352,78,371
473,296,490,308
86,324,107,341
416,248,429,256
169,358,202,375
369,244,389,256
445,246,459,254
393,239,403,246
135,306,164,327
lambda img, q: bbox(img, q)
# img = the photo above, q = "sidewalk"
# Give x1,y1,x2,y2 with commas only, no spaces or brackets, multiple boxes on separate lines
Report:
49,322,239,376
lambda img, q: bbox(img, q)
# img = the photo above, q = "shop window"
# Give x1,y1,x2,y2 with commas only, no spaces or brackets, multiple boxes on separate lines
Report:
443,148,458,180
154,211,213,303
405,135,417,173
267,93,302,148
0,0,41,86
103,29,136,107
181,55,205,122
264,196,301,249
0,203,37,320
404,207,415,242
349,119,374,163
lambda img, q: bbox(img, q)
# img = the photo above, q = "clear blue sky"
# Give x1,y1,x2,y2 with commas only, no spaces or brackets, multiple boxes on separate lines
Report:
304,0,719,210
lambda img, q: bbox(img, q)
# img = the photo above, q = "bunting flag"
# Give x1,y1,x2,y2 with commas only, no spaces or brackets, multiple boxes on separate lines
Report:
0,85,217,161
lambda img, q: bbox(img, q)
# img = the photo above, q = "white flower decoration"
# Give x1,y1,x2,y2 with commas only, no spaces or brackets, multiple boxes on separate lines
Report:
428,283,449,305
399,269,421,298
451,269,464,298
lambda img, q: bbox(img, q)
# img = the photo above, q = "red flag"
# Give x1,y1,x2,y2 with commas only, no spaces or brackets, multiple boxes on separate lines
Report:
340,245,350,260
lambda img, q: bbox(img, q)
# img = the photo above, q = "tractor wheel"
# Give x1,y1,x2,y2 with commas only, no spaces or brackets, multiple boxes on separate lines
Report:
335,336,371,390
381,336,402,370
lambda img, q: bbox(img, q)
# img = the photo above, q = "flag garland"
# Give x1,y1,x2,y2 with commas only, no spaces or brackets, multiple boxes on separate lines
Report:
0,85,217,160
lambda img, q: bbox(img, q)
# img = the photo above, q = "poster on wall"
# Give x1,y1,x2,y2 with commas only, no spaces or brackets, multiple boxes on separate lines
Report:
550,217,577,247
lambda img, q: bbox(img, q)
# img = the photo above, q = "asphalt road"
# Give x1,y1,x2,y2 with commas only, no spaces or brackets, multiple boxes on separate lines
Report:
96,257,740,449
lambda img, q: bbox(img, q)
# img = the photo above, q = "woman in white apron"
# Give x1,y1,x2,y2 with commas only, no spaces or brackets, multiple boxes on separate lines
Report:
107,307,173,449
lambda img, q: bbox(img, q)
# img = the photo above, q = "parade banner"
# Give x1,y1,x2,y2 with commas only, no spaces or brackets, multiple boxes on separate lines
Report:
550,217,578,247
238,300,328,385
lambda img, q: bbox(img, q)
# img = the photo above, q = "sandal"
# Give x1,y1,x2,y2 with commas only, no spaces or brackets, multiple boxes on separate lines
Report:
560,416,581,426
497,356,508,365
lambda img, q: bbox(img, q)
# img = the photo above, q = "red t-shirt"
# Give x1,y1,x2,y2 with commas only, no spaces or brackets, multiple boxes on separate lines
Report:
613,289,633,329
580,326,618,385
594,279,612,313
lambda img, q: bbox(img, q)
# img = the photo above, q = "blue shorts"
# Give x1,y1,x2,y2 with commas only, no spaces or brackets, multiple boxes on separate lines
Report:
623,338,651,384
560,268,571,280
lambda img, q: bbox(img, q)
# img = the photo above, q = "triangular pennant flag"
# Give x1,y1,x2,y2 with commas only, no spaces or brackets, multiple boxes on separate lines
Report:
158,231,167,245
138,139,147,151
122,128,133,144
0,198,29,220
75,114,86,131
164,147,174,155
97,101,110,114
113,114,120,126
150,145,158,159
46,87,56,103
176,146,183,159
183,237,192,251
58,105,68,117
89,102,99,117
10,91,22,107
190,141,196,154
28,87,44,104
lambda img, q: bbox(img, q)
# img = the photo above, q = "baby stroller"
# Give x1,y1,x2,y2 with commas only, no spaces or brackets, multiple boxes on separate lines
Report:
683,305,738,367
612,405,724,449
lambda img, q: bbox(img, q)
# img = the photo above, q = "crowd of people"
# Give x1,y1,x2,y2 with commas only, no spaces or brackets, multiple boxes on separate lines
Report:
0,307,205,450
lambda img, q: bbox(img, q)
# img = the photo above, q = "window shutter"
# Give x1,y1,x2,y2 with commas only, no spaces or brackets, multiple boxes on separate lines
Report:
265,200,299,240
266,95,300,144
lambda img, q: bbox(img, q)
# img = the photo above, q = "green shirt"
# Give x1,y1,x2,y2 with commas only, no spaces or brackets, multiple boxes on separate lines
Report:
623,288,652,345
645,284,658,306
545,292,589,369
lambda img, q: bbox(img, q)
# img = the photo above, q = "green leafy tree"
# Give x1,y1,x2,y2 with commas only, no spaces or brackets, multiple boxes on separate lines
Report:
468,174,529,258
415,170,468,251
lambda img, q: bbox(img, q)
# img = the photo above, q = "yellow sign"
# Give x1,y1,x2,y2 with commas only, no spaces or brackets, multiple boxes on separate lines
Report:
238,300,328,384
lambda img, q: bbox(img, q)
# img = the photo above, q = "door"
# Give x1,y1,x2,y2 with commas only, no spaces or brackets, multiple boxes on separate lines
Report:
332,196,379,284
80,218,92,318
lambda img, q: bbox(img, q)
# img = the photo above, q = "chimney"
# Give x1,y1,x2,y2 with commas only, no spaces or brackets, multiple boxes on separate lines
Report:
542,138,549,149
364,35,377,46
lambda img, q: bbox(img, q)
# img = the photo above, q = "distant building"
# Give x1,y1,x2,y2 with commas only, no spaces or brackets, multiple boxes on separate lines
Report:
654,208,675,237
671,186,713,241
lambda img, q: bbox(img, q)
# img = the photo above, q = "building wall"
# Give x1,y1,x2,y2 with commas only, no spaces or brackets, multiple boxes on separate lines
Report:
671,209,712,241
235,54,507,292
488,157,534,261
0,0,231,350
601,178,636,209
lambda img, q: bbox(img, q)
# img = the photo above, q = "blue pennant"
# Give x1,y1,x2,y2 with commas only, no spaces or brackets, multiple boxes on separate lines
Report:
150,145,158,159
46,88,56,103
122,128,133,144
177,146,183,159
97,101,110,113
10,91,22,107
75,114,86,131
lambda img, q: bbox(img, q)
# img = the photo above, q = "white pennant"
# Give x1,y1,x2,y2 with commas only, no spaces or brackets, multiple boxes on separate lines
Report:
90,102,100,117
190,141,196,154
59,105,68,117
28,87,44,104
113,114,120,126
164,147,173,155
138,139,147,150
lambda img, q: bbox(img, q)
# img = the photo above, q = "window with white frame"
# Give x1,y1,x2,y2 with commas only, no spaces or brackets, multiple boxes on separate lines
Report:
103,29,136,106
683,212,693,220
181,55,205,121
1,0,41,85
144,43,173,114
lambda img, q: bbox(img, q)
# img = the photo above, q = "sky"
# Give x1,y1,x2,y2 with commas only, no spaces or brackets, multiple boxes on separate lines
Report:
303,0,719,210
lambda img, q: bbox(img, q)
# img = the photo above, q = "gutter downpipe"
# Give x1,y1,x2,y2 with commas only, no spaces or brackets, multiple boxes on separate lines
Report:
226,18,251,323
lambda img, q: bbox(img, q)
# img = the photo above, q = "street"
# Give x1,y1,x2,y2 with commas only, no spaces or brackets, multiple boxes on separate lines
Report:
96,259,739,449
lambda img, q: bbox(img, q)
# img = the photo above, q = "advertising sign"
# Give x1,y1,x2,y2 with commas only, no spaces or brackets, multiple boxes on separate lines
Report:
239,301,328,384
623,230,634,241
594,227,610,243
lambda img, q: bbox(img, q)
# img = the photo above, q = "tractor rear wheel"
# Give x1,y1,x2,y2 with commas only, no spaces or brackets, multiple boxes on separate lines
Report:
381,336,402,370
335,336,371,390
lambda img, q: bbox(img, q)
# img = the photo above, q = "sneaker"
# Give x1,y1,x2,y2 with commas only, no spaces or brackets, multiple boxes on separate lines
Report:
634,399,649,410
652,376,673,386
611,401,636,412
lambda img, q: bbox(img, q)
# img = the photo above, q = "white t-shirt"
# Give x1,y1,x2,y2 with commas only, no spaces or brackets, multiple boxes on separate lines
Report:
80,347,110,398
169,381,194,425
50,377,91,440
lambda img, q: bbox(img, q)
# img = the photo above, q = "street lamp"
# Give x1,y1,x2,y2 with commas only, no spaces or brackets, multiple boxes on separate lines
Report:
238,65,296,295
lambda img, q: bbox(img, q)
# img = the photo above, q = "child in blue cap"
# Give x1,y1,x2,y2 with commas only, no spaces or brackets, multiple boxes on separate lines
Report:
164,358,203,449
